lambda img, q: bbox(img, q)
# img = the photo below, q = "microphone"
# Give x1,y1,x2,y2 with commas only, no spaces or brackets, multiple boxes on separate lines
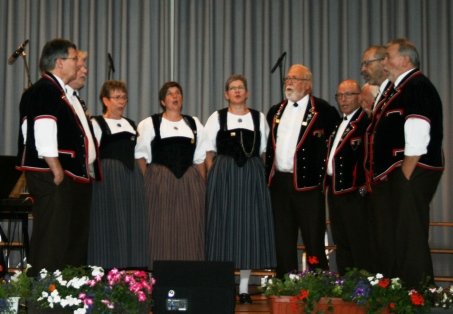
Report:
107,53,115,73
8,39,29,65
270,51,287,73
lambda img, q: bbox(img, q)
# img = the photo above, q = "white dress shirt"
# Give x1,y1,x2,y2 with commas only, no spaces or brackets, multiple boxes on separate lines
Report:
326,109,359,176
275,95,309,172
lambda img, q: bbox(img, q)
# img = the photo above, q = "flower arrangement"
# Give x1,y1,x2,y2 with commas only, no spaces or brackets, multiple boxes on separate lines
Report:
31,265,155,313
262,268,339,313
365,272,428,313
0,269,32,313
261,264,453,314
425,285,453,310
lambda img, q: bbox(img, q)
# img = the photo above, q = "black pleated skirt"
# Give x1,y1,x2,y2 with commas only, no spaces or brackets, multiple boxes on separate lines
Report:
205,155,276,269
88,159,149,269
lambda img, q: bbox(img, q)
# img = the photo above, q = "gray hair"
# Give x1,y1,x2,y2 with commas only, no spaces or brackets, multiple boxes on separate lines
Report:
39,38,77,73
387,38,420,68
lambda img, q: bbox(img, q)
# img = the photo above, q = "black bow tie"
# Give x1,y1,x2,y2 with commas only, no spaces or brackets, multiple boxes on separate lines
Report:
73,91,88,112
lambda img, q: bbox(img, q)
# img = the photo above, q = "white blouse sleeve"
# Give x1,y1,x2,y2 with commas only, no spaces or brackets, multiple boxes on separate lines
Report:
134,117,155,164
192,117,206,164
203,111,220,153
259,112,270,154
90,118,103,144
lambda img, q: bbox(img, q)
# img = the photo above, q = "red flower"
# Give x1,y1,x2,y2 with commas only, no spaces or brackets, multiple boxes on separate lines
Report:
378,278,390,288
409,290,425,306
298,289,310,301
307,256,319,265
389,302,396,310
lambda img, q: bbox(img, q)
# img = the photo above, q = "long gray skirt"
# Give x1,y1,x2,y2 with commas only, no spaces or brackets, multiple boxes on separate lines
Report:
145,164,205,269
205,155,276,269
88,159,149,269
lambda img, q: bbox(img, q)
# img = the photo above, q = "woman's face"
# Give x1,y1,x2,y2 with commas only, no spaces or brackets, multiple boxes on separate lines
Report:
224,80,248,105
103,89,128,118
161,86,183,112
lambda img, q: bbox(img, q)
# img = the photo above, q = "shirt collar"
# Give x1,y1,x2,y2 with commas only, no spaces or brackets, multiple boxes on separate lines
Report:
394,68,416,87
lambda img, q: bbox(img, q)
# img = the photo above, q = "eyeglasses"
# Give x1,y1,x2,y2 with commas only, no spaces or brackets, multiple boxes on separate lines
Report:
360,57,384,67
61,56,79,61
109,96,128,101
283,77,310,83
335,92,360,100
228,86,246,91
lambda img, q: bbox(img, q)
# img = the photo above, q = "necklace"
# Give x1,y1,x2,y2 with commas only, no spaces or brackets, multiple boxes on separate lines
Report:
239,129,256,158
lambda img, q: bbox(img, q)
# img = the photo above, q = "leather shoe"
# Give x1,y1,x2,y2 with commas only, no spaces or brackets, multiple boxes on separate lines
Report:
239,293,252,304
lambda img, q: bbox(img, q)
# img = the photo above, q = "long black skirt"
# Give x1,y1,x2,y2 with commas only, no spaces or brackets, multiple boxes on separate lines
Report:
205,155,276,269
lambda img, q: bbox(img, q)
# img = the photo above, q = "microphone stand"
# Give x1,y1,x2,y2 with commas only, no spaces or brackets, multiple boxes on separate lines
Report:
21,51,32,88
271,52,287,100
277,63,284,100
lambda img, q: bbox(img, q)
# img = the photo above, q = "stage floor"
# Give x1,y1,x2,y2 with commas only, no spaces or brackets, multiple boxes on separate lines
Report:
235,294,270,313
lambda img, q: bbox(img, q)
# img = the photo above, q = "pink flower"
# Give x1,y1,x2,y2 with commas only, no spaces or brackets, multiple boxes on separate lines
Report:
137,291,147,302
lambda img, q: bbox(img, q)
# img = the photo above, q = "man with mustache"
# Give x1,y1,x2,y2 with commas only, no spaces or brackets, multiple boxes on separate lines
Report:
266,64,340,277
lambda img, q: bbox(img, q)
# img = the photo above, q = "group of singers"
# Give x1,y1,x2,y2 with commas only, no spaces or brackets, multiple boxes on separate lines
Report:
17,37,443,303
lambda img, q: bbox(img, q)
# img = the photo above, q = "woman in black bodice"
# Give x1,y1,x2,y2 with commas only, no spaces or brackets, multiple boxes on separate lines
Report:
204,75,276,304
135,81,206,269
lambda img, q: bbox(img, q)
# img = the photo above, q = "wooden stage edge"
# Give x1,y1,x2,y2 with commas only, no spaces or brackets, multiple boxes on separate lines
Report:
235,294,271,313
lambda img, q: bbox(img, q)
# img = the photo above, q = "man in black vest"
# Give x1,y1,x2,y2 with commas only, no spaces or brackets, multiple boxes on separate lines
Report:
17,39,100,276
266,64,339,277
366,38,444,287
325,79,371,275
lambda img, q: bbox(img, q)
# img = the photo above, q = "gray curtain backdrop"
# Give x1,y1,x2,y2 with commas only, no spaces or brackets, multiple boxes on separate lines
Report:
1,0,451,279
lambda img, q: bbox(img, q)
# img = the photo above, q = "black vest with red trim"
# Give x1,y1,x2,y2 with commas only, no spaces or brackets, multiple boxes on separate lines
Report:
265,96,340,191
367,69,444,180
17,72,100,182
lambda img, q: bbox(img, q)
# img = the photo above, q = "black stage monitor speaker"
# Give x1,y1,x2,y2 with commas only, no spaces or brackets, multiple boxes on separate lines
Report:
152,260,235,314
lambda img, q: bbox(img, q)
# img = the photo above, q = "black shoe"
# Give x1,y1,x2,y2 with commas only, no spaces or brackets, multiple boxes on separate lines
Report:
239,293,252,304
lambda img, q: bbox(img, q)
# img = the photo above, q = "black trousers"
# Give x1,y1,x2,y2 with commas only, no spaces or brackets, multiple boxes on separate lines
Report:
369,167,442,287
327,185,372,275
26,172,92,276
270,172,328,277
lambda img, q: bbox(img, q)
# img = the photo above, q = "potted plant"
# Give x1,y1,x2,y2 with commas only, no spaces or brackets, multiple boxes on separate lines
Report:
30,265,155,313
425,285,453,311
262,267,339,314
0,268,32,313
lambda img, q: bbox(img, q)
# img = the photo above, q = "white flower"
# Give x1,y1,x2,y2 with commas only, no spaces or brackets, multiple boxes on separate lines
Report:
375,273,383,279
74,308,87,314
89,265,105,277
56,275,68,286
260,276,268,287
367,276,378,286
67,276,89,289
289,274,299,281
10,270,23,282
390,277,402,289
39,268,49,279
